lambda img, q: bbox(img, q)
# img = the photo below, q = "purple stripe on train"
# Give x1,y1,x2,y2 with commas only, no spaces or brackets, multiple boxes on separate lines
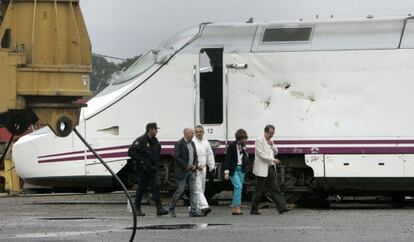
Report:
39,152,130,163
38,145,130,159
37,139,414,160
38,145,414,164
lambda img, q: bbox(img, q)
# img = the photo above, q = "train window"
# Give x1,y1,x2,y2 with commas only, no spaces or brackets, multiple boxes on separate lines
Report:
199,48,223,125
112,50,156,85
1,29,11,48
262,27,313,42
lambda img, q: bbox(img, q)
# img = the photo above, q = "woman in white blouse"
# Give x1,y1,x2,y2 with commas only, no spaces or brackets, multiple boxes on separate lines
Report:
224,129,249,215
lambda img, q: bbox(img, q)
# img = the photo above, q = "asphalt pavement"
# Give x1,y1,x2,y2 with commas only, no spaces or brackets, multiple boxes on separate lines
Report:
0,193,413,242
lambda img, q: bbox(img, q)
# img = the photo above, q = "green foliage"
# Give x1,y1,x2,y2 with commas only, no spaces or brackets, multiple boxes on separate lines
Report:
90,55,117,93
90,54,141,94
117,55,142,72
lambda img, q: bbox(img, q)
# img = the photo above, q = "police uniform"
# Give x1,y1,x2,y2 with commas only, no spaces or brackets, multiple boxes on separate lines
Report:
128,124,168,216
128,134,161,175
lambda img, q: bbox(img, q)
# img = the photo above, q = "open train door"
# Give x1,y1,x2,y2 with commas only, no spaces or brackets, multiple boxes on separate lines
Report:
196,48,227,193
197,48,225,148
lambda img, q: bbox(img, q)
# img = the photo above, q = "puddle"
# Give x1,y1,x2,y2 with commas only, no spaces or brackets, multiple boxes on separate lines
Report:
126,223,230,230
37,217,97,220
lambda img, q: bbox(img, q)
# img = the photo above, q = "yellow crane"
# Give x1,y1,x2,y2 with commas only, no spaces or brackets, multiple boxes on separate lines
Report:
0,4,138,240
0,0,91,193
0,0,91,137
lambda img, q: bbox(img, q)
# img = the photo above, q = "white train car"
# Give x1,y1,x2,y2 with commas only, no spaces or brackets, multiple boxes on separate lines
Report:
12,16,414,201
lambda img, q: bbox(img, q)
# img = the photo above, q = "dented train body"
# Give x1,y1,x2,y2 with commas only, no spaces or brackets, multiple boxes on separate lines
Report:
12,16,414,200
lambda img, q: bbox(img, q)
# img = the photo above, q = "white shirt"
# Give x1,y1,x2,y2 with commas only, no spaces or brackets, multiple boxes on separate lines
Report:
193,137,215,170
237,144,243,166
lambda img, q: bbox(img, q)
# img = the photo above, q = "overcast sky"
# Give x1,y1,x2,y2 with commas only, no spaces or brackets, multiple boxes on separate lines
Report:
80,0,414,59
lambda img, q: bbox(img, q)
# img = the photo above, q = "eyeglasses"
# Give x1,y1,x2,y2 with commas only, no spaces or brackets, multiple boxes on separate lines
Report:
195,131,203,133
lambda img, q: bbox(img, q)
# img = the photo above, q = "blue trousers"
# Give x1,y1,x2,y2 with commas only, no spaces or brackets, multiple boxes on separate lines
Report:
230,166,245,206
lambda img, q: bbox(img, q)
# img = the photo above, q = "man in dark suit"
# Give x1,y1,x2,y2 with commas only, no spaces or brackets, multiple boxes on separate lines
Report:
169,128,205,217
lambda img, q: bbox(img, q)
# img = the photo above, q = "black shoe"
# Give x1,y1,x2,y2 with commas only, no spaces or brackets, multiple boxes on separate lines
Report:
201,207,212,215
278,208,293,214
156,207,169,216
169,208,176,217
250,209,261,215
136,209,146,216
190,211,206,217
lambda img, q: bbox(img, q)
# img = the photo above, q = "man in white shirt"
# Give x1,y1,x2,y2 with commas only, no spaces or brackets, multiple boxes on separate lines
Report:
193,125,216,215
250,124,291,215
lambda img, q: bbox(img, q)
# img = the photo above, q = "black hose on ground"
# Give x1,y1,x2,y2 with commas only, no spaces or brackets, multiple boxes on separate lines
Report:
73,128,137,242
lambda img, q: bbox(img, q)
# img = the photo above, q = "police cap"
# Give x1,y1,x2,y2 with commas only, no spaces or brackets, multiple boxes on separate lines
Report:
146,122,160,131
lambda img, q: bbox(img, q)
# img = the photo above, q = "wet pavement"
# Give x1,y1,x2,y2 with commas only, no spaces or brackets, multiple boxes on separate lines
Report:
1,192,414,241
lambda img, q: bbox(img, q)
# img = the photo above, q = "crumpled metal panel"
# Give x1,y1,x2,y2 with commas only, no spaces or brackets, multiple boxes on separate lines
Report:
225,49,414,138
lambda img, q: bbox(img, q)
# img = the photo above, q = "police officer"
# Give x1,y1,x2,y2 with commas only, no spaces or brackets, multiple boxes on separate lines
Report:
128,122,169,216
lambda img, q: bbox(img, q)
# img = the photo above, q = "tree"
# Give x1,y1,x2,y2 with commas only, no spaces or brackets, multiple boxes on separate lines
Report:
90,55,117,94
90,54,141,94
116,55,141,72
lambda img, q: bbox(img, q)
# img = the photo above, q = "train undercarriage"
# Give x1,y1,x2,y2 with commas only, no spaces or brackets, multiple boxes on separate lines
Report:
20,153,414,206
115,154,414,205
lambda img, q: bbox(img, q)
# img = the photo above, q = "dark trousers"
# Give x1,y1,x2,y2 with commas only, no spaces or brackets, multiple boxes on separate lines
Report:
251,165,287,211
135,171,161,208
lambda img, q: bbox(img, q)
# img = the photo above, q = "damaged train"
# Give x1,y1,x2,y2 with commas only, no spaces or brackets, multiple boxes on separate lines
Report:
12,16,414,203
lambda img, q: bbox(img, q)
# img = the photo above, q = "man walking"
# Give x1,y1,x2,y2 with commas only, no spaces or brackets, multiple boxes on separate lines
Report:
193,125,216,215
169,128,205,217
128,122,169,216
250,124,292,215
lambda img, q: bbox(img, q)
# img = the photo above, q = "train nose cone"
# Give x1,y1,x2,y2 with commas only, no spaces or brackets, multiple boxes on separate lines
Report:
12,127,52,180
13,135,38,180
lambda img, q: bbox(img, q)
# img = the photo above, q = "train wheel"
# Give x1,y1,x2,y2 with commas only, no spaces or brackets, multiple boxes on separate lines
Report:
244,168,305,204
279,167,306,204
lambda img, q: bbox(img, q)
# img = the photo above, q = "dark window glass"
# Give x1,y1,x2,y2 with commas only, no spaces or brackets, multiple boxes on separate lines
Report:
199,48,223,124
262,27,312,42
